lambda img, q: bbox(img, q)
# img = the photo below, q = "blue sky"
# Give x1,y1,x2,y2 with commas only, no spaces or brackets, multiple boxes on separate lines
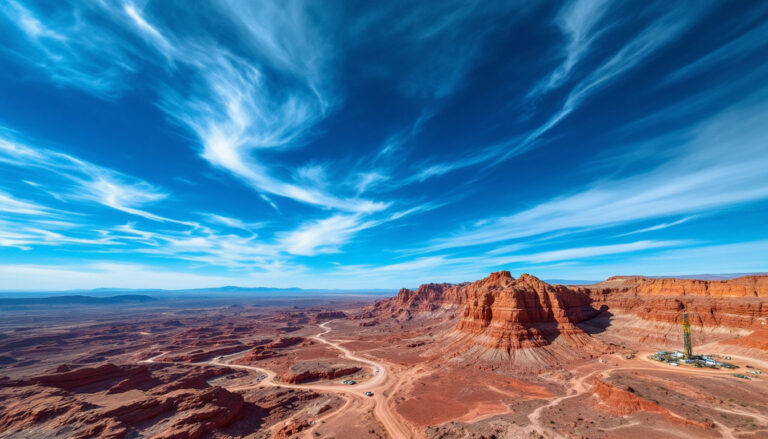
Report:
0,0,766,290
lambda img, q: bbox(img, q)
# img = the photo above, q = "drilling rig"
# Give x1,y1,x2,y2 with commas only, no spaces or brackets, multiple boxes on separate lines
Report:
682,311,693,360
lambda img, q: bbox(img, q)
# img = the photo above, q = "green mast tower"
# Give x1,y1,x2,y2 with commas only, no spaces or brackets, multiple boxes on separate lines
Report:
682,311,693,360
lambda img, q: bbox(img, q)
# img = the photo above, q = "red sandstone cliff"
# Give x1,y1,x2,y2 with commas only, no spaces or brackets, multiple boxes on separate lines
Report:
588,275,768,297
280,361,361,384
360,282,465,318
455,272,599,351
0,363,243,439
584,276,768,329
363,272,768,363
591,379,709,428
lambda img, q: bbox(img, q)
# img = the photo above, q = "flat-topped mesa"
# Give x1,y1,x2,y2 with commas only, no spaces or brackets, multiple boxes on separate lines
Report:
584,275,768,329
456,272,600,351
591,275,768,297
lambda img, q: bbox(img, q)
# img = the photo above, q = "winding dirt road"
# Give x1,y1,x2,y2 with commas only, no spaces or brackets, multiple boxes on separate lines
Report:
142,323,768,438
525,353,768,438
203,320,413,438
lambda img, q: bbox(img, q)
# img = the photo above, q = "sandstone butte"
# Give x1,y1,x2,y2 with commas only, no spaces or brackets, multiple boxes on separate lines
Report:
363,271,768,359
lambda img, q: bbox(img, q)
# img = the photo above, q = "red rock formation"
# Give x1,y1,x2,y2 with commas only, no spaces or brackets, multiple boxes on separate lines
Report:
591,275,768,297
722,326,768,350
585,276,768,329
235,337,305,365
362,272,768,365
150,387,244,439
272,419,311,439
456,272,599,351
273,311,310,324
360,282,465,318
592,379,709,428
160,344,245,363
18,363,149,390
267,337,304,348
312,310,347,322
280,361,361,384
0,364,244,439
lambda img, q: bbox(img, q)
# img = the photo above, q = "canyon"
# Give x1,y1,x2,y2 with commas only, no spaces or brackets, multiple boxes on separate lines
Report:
0,272,766,438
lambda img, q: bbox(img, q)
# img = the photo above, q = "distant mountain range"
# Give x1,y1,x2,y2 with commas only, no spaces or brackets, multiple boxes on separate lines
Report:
0,285,397,299
2,273,764,298
0,295,157,306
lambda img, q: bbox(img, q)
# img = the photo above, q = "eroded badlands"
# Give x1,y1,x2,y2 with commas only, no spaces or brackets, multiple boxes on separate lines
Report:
1,273,767,438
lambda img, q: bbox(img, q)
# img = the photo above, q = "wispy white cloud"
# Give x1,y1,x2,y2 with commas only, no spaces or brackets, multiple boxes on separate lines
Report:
201,213,264,233
530,0,611,96
493,240,690,264
278,214,376,256
260,194,280,212
2,1,391,214
0,216,115,251
0,1,137,97
147,17,386,213
350,172,385,195
409,143,510,183
661,17,768,86
615,216,695,237
0,191,48,215
527,240,768,281
420,92,768,252
0,132,173,222
412,4,711,182
361,1,526,97
502,4,707,161
123,2,175,61
336,239,689,287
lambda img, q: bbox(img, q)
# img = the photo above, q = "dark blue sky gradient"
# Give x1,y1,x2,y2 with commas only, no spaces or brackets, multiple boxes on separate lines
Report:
0,0,766,289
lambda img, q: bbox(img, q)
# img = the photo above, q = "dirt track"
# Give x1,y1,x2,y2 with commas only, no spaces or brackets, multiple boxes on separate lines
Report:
141,324,768,439
197,320,413,438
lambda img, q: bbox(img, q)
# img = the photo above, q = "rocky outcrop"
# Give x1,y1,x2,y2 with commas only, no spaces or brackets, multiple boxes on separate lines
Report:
312,310,347,322
590,275,768,297
456,272,600,351
272,419,312,439
235,337,306,365
359,282,465,318
0,364,244,439
280,361,361,384
362,272,768,365
585,276,768,329
721,326,768,350
147,386,244,439
160,344,245,363
592,379,709,428
268,337,304,348
14,363,150,390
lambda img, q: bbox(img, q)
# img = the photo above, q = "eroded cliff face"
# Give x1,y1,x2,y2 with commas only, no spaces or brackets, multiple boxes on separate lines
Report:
362,272,768,363
362,271,603,357
455,272,600,351
591,275,768,297
584,276,768,329
358,282,465,318
0,363,244,439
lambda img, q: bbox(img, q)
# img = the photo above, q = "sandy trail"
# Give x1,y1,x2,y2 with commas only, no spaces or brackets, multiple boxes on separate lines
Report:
165,320,414,439
525,354,768,438
138,352,167,364
139,333,767,439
